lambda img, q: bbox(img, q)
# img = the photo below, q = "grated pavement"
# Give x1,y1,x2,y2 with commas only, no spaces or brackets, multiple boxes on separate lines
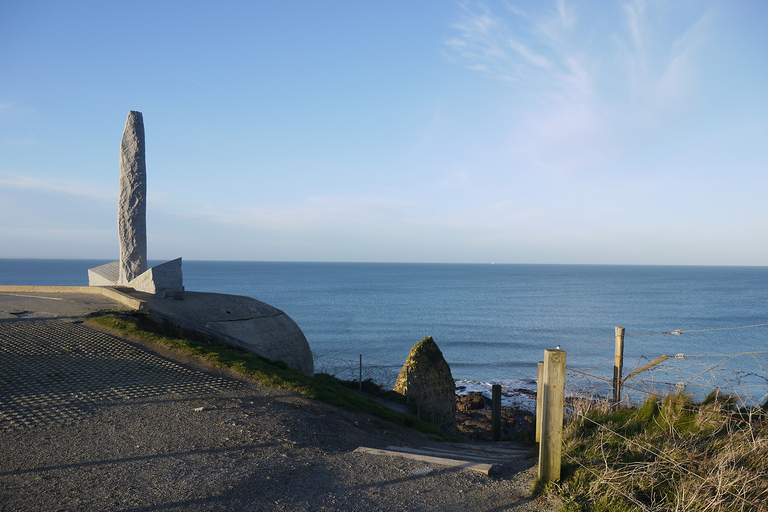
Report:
0,321,245,431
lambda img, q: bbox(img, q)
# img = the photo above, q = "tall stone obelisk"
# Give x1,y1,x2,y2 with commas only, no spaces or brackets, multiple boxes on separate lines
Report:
118,110,148,285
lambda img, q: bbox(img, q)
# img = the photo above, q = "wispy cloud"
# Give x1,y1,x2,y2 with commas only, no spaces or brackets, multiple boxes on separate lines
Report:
0,102,38,146
1,136,36,147
621,0,712,115
159,67,207,88
176,192,562,257
0,172,114,201
508,39,551,69
447,0,712,175
184,195,417,232
0,101,35,117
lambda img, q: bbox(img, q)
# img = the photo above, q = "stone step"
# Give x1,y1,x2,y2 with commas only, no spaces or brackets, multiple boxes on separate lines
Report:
354,446,494,475
354,441,531,475
386,443,530,464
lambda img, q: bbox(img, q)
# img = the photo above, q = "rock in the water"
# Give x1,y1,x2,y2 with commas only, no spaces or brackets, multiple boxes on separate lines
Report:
457,391,487,411
455,392,536,442
393,336,456,427
118,110,147,284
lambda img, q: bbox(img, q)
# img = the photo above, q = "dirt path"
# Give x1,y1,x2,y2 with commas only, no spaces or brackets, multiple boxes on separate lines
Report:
0,320,561,511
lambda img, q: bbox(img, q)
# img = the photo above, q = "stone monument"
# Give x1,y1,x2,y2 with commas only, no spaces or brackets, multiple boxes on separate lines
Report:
89,111,184,298
393,336,456,427
118,110,147,284
88,110,314,375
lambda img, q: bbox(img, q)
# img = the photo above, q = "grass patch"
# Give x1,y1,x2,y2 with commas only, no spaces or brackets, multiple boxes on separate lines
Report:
88,314,444,436
553,393,768,511
337,376,409,405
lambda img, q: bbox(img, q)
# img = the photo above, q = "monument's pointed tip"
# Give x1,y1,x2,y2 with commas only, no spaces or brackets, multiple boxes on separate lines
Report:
119,108,147,283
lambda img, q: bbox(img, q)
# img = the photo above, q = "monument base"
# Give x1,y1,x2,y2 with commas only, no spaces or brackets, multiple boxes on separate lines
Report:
89,257,184,299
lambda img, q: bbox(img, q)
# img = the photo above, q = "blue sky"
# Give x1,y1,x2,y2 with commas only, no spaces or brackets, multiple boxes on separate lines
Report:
1,1,767,264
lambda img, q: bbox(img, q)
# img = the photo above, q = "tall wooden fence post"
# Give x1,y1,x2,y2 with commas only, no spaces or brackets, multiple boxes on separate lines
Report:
536,361,543,443
613,326,625,405
491,384,501,442
538,348,566,482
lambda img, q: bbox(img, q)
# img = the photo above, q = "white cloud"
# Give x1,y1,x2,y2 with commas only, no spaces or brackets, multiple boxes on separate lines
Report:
556,0,577,28
0,172,114,201
438,168,470,189
624,0,645,50
0,136,36,147
621,0,710,113
182,195,418,232
447,1,712,175
508,39,551,69
446,3,521,82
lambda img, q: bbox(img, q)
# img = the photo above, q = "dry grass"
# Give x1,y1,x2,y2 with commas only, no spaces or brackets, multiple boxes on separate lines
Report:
554,392,768,511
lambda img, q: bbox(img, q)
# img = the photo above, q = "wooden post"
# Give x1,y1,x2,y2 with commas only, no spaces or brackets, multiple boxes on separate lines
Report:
491,384,501,442
536,361,543,443
359,354,363,391
538,348,566,482
624,355,668,382
613,326,625,404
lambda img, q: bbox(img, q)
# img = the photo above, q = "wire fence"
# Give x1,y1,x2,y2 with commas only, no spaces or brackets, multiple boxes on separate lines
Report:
313,353,401,390
313,352,457,429
565,324,768,410
556,322,768,512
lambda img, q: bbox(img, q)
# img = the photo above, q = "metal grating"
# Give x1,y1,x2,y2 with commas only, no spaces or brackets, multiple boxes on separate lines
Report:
0,321,245,431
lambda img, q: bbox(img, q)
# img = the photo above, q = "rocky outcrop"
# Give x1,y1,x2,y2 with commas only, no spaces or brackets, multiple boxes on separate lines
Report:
455,392,536,442
393,336,456,427
118,110,147,285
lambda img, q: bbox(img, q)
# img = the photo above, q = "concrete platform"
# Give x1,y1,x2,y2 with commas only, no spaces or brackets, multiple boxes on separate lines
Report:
0,285,314,375
0,286,147,321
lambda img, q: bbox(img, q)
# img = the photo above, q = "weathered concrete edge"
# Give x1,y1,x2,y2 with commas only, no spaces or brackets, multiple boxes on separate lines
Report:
353,446,493,475
142,305,277,361
0,285,148,313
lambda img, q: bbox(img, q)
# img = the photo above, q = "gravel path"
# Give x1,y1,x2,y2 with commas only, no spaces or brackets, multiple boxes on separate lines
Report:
0,321,561,511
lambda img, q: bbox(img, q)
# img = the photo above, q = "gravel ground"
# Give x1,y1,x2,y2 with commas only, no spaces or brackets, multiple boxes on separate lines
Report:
0,321,561,512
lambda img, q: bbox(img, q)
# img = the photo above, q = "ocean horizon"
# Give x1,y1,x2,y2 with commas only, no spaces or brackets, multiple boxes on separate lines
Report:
2,259,767,408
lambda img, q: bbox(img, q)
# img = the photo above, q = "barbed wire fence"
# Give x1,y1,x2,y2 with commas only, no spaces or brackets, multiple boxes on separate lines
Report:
555,322,768,512
313,352,401,390
565,322,768,411
313,353,460,430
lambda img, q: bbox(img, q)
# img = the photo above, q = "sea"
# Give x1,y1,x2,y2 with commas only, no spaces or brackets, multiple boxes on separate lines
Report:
2,260,767,409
